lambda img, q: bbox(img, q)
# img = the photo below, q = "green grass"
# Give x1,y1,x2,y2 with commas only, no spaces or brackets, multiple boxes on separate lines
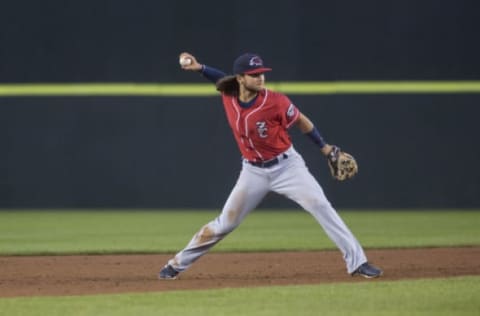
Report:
1,210,479,315
0,210,478,255
0,276,478,316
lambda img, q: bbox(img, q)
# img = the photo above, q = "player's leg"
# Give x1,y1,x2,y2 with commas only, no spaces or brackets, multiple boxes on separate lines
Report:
163,164,269,274
270,150,367,274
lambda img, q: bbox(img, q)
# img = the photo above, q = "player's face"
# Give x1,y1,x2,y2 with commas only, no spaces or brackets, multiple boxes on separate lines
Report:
241,73,265,92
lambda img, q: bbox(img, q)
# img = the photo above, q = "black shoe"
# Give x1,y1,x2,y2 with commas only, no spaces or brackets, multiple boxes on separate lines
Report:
159,264,180,280
352,262,383,278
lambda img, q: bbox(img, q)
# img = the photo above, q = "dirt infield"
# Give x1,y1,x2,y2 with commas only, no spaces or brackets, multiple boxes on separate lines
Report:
1,247,479,297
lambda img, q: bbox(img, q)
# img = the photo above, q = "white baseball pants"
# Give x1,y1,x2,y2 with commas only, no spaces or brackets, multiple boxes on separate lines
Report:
168,146,367,274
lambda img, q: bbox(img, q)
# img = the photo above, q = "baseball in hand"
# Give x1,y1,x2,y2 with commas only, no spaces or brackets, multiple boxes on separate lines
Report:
179,56,192,66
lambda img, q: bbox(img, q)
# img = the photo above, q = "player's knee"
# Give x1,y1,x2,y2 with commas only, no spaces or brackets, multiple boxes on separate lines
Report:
212,217,239,235
302,196,332,212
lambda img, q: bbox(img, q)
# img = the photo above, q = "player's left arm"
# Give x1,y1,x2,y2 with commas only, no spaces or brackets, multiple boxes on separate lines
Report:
279,96,332,156
295,112,333,156
296,112,359,180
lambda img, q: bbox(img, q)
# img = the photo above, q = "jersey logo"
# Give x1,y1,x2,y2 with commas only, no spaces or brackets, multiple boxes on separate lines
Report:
256,121,268,138
287,104,296,118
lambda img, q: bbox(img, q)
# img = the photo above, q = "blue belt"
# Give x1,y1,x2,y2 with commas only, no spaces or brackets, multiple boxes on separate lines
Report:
248,153,288,168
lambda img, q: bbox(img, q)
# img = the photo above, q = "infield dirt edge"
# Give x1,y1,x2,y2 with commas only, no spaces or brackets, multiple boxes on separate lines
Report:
1,247,479,297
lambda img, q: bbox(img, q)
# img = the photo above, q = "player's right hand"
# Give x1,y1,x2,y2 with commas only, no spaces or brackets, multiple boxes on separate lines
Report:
179,52,203,72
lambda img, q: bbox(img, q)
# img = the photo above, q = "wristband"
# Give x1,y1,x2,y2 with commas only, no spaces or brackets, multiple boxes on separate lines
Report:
306,126,327,148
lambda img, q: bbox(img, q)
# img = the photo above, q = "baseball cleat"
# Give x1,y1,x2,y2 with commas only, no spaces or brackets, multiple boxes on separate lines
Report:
352,262,383,278
159,264,180,280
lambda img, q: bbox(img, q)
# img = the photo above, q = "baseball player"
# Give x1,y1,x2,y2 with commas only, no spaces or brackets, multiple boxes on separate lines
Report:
159,52,383,279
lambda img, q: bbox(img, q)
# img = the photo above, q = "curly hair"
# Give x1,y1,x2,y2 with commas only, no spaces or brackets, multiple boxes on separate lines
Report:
216,75,239,95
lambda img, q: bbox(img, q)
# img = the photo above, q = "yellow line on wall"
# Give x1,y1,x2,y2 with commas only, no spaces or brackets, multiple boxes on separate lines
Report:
1,81,480,97
271,81,480,94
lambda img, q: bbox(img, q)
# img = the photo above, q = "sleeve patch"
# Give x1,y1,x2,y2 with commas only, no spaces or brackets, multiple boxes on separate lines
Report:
287,104,296,118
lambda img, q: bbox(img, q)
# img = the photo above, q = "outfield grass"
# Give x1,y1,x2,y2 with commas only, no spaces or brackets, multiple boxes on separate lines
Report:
1,210,479,315
0,276,478,316
0,210,478,255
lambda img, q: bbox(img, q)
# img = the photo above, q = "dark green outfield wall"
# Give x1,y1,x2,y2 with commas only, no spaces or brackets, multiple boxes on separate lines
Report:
2,95,479,208
1,1,479,208
0,1,479,82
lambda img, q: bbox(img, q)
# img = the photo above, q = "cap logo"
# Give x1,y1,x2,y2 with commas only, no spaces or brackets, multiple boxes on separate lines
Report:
249,56,263,67
233,53,271,75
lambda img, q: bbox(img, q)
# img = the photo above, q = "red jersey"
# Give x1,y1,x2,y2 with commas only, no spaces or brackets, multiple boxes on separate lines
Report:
221,89,300,162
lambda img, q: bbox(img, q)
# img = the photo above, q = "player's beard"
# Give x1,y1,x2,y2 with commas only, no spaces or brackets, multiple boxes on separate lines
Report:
244,80,264,93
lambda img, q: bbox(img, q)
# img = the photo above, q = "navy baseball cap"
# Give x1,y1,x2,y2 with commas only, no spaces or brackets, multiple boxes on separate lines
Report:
233,53,272,75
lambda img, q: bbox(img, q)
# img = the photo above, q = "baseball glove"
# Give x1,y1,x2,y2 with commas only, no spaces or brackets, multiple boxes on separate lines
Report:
327,146,358,181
